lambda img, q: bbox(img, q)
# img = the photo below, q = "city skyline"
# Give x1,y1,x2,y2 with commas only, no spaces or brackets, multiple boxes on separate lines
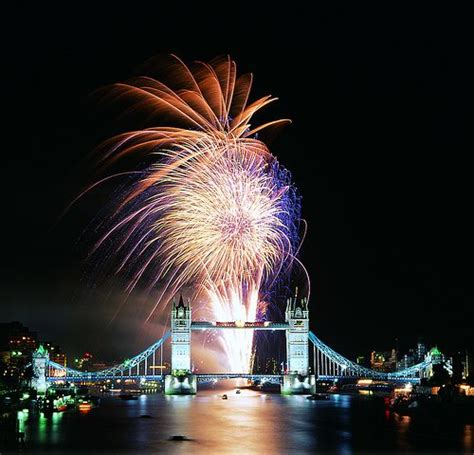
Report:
3,318,470,378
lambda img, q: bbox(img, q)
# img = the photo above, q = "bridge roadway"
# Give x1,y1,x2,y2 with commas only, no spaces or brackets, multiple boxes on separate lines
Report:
47,373,420,384
318,375,421,384
47,373,283,384
191,322,289,330
195,373,282,383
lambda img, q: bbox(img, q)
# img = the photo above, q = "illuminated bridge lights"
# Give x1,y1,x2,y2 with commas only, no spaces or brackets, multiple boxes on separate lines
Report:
38,325,436,388
191,321,290,330
196,374,282,384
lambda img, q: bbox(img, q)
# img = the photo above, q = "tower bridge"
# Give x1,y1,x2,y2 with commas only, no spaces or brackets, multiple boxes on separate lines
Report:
32,294,441,395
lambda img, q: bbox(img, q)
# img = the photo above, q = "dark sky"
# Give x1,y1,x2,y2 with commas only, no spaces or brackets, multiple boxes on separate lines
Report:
2,4,473,361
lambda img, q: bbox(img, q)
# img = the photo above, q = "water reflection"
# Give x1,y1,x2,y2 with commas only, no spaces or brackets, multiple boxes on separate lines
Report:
33,411,63,446
18,389,474,454
464,424,473,452
393,414,411,450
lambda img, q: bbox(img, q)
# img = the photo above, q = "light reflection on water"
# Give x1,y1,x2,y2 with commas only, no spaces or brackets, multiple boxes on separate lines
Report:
22,387,474,454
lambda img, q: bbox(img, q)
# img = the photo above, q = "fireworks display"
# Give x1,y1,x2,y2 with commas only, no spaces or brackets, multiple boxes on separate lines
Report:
90,56,301,373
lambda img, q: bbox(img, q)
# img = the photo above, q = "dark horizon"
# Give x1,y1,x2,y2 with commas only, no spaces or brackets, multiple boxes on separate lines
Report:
2,4,473,362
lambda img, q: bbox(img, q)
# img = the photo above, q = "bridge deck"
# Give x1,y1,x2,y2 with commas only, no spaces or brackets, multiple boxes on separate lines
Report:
47,373,282,383
191,322,289,330
48,373,420,384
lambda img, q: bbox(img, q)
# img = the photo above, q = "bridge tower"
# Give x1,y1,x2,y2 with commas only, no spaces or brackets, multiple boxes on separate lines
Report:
31,345,49,394
171,294,192,371
164,294,197,394
282,292,315,394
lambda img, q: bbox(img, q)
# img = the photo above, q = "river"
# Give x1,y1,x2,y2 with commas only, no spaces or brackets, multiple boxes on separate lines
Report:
19,384,474,453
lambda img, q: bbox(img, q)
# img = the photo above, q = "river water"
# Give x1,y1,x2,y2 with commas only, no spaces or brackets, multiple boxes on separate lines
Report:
20,384,474,453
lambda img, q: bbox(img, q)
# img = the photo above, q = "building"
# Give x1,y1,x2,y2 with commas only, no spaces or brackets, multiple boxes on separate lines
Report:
423,346,453,378
370,351,384,371
50,352,67,367
397,352,416,371
417,339,427,362
74,352,93,371
0,321,38,353
0,322,38,382
430,346,444,365
462,350,471,380
370,349,397,372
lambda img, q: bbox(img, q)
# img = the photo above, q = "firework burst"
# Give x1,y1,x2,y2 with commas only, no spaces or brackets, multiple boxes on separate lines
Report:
88,56,302,372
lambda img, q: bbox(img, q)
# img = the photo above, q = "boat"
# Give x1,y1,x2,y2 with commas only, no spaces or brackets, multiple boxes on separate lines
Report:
119,393,139,400
78,402,92,412
56,403,68,412
221,394,228,400
169,435,189,441
236,389,241,394
307,393,330,401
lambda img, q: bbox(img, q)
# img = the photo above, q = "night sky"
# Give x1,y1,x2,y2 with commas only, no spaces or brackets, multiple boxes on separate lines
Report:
2,4,473,361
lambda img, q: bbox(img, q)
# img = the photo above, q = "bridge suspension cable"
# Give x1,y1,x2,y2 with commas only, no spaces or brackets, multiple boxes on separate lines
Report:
47,332,171,380
309,331,431,380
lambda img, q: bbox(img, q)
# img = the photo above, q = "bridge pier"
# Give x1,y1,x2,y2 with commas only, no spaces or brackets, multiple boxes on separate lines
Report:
164,373,197,395
282,373,316,395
